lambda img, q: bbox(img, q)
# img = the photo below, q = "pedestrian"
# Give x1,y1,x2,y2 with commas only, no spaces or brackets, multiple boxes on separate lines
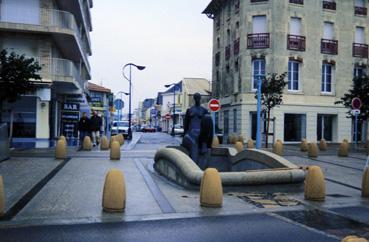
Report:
90,110,102,146
78,112,90,148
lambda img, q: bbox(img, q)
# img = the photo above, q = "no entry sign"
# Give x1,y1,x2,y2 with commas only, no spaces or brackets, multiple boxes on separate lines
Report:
208,99,221,112
352,97,362,110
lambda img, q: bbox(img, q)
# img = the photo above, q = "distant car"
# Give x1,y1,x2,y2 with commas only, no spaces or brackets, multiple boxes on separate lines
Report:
111,121,129,137
173,124,184,135
141,125,156,133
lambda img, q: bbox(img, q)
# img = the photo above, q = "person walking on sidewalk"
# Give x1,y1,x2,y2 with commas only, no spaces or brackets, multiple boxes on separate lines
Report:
78,112,90,147
90,110,102,146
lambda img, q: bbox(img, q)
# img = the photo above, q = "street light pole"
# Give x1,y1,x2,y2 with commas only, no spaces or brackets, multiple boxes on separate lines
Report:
256,75,262,149
123,63,146,140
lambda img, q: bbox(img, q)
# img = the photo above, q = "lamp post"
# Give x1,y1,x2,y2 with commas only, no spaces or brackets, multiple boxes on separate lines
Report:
164,83,180,136
116,91,129,134
123,63,146,140
256,75,262,149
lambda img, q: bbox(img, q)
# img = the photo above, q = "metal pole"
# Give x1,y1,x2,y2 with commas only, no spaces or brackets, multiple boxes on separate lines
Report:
256,75,262,149
355,112,358,149
172,86,176,136
128,65,132,140
212,112,216,137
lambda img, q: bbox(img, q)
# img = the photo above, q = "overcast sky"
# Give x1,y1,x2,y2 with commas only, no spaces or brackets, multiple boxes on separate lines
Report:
89,1,213,111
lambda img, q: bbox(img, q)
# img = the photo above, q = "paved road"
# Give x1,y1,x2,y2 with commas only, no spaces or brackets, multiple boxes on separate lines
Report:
0,214,338,242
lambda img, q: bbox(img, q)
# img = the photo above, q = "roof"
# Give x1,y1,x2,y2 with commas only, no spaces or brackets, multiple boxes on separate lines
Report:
87,82,111,93
202,0,226,17
182,78,211,96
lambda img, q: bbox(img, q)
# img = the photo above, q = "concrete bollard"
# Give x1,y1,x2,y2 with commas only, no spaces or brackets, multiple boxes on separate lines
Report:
319,139,327,151
304,166,325,201
300,139,308,152
342,236,368,242
273,141,283,156
117,134,124,146
55,139,67,160
276,139,283,144
247,139,255,149
228,134,237,144
308,142,319,158
234,141,244,153
237,135,244,144
110,136,116,148
212,136,220,148
83,136,93,151
100,136,109,150
110,141,121,160
362,167,369,197
338,142,349,157
200,168,223,207
0,176,4,217
102,169,126,213
59,135,67,145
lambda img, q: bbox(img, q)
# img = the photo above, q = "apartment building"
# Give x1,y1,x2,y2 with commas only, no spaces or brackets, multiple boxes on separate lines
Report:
0,0,93,147
203,0,368,143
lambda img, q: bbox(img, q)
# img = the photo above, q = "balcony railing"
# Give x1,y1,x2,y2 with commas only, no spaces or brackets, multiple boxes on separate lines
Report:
323,1,336,10
234,38,240,55
225,45,231,60
321,39,338,55
247,33,270,49
353,43,369,58
287,35,306,51
0,4,90,71
289,0,303,4
355,6,367,16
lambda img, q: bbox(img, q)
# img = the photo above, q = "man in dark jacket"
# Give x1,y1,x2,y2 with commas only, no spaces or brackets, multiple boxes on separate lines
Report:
90,110,102,146
78,112,90,147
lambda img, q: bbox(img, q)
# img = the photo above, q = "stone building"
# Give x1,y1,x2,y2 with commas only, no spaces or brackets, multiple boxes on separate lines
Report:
0,0,93,147
203,0,368,143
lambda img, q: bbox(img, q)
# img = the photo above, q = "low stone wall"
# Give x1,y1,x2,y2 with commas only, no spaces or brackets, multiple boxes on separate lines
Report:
154,148,305,188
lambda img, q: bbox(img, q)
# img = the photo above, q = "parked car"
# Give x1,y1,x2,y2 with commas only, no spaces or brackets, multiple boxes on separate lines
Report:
141,125,156,133
111,121,129,138
173,124,184,135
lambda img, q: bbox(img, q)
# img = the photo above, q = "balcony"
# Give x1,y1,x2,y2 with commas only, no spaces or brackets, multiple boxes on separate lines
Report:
247,33,270,49
287,35,306,51
323,1,336,10
355,6,367,16
289,0,303,4
234,38,240,55
0,4,90,74
235,0,240,13
353,43,369,58
225,45,231,60
321,39,338,55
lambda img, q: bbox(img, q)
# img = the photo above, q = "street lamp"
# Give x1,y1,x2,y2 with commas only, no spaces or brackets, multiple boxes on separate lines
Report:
164,83,180,136
256,74,263,149
123,63,146,140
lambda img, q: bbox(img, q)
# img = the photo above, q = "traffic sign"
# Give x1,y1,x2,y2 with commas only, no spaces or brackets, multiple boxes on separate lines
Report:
208,99,221,112
165,114,171,120
352,97,362,110
114,99,124,110
351,109,361,115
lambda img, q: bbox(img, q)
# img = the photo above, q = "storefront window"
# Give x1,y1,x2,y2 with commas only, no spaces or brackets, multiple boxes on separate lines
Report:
317,114,334,141
284,114,306,142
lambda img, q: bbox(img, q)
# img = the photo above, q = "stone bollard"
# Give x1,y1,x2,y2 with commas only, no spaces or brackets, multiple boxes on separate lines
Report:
212,136,220,148
362,167,369,197
102,169,126,213
100,136,109,150
110,141,121,160
0,176,4,217
237,135,244,144
117,134,124,146
234,141,244,153
338,142,349,157
304,166,325,201
83,136,93,151
308,142,319,158
55,139,67,160
59,135,67,145
228,134,237,144
247,139,255,149
342,236,368,242
200,168,223,207
319,139,327,151
273,141,283,156
110,136,117,148
365,139,369,149
300,139,308,152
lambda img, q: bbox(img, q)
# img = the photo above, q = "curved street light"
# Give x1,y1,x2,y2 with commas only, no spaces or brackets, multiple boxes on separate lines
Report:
123,63,146,140
164,83,180,136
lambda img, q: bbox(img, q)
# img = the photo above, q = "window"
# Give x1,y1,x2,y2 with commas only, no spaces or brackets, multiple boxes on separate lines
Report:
288,61,299,91
317,115,335,141
355,0,365,7
233,109,238,133
321,63,333,93
323,22,334,40
284,114,306,142
252,59,265,90
290,17,302,35
355,27,365,44
354,67,365,78
217,37,220,48
224,110,229,136
253,15,267,33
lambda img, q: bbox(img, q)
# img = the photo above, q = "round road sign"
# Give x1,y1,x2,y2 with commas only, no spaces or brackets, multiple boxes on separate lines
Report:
352,97,362,110
208,99,221,112
114,99,124,110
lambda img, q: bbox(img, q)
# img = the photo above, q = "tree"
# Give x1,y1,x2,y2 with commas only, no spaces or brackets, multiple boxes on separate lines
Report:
335,75,369,141
0,49,42,140
254,72,288,148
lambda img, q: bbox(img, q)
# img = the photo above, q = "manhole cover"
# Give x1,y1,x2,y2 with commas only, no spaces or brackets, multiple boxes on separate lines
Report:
228,192,300,208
